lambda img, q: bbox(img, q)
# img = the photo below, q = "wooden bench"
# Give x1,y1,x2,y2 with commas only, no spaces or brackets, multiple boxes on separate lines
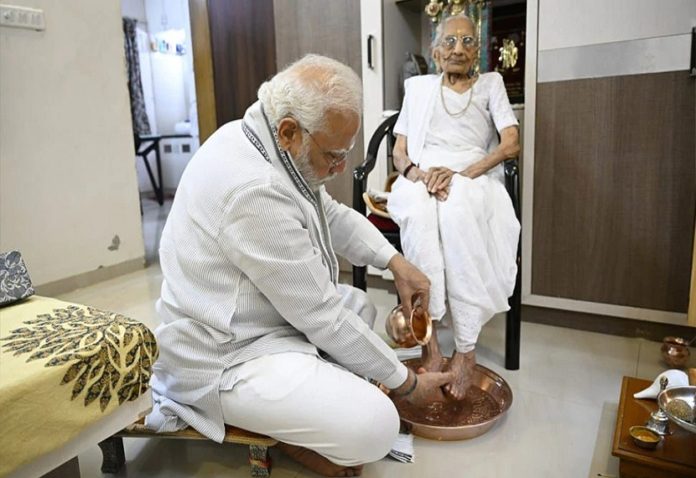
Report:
99,419,278,477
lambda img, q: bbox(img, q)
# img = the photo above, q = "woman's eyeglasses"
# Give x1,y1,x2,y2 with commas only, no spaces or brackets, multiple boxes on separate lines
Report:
441,35,478,50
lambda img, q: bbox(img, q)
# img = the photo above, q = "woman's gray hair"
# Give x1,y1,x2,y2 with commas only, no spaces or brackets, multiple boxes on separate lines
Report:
431,13,477,51
258,54,362,134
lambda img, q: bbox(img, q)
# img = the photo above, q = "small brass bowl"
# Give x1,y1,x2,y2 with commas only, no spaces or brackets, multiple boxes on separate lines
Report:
385,305,432,348
629,426,662,450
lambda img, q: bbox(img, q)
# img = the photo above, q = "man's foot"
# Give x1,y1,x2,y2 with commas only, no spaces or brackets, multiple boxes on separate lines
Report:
277,442,364,477
443,350,476,401
420,326,444,372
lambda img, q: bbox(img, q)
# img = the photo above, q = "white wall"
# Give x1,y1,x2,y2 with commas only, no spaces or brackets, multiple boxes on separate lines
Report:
0,0,145,286
539,0,696,51
536,0,696,82
143,0,196,134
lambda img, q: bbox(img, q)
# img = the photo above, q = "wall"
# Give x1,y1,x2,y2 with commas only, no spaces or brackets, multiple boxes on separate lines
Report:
0,0,145,287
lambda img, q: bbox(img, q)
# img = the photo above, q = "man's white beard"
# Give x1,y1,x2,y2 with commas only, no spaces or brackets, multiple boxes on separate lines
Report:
293,138,337,191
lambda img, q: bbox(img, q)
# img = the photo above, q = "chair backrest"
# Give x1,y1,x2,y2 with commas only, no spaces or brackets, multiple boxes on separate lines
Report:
352,112,400,214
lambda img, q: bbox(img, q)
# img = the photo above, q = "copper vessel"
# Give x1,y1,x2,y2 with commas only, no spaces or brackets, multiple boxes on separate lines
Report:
394,358,513,441
661,336,691,368
385,305,432,348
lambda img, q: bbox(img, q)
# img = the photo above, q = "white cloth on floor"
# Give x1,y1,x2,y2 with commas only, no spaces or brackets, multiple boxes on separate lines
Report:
387,72,520,353
219,285,400,467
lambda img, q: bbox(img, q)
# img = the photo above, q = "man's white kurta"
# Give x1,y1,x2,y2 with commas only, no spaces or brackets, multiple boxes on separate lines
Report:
147,101,407,442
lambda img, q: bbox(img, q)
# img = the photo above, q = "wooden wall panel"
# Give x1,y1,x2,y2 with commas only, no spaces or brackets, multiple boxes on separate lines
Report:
208,0,277,125
532,71,695,313
273,0,363,210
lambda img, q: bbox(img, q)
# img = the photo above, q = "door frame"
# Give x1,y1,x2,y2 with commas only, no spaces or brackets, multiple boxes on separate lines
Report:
189,0,217,143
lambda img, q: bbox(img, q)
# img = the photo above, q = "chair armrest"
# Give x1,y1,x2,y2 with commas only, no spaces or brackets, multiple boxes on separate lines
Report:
352,112,400,214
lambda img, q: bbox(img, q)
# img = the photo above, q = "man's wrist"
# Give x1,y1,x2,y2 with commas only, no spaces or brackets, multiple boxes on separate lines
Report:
387,253,406,274
391,369,417,397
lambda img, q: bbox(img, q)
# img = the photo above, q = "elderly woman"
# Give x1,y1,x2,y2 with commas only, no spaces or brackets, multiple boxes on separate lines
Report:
387,13,520,400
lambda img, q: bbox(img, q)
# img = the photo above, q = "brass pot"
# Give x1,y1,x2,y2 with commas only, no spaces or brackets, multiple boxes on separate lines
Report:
385,304,432,348
661,336,691,368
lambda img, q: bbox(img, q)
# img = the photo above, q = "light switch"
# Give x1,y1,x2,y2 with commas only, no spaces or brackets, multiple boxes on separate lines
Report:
0,4,45,31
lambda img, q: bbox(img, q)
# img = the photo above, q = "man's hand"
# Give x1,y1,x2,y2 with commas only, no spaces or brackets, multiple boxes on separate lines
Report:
406,369,454,407
387,254,430,319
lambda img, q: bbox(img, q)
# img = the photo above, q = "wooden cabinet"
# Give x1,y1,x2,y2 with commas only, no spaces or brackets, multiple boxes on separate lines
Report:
522,0,696,327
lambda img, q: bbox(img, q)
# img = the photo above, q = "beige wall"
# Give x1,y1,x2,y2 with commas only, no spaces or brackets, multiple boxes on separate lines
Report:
0,0,145,286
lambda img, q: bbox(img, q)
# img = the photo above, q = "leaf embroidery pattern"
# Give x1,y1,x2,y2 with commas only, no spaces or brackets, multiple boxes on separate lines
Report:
1,306,158,412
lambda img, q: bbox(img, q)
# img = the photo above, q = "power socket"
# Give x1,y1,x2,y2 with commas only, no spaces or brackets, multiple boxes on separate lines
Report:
0,4,45,31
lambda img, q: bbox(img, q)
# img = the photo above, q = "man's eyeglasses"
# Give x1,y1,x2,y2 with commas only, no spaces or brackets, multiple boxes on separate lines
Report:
441,35,478,51
302,128,353,169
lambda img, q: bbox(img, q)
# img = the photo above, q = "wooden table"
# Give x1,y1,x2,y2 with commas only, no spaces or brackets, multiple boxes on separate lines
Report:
612,376,696,477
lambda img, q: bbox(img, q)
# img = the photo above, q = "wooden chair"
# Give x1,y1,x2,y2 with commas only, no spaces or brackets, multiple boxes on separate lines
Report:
352,112,522,370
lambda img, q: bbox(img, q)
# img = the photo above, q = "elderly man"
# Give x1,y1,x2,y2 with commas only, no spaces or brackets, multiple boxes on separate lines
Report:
146,54,453,477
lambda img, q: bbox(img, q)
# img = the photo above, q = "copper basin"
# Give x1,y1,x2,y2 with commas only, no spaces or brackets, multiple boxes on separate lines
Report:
394,358,513,441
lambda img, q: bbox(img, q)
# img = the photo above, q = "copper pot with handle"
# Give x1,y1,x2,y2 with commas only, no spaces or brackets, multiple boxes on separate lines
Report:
385,304,432,348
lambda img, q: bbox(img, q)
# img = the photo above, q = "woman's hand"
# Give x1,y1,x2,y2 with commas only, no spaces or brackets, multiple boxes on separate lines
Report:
405,166,426,183
424,166,455,197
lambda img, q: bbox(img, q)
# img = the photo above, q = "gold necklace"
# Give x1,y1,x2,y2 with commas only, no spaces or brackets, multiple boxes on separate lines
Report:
440,76,475,118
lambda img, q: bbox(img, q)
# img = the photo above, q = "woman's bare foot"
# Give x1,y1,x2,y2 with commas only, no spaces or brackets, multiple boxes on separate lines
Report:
443,350,476,401
420,327,444,372
277,442,364,477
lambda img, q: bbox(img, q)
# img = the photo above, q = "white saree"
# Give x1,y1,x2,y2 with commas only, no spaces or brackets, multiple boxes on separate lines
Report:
387,72,520,353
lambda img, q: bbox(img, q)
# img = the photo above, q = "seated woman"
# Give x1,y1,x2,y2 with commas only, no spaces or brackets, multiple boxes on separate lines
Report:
387,12,520,400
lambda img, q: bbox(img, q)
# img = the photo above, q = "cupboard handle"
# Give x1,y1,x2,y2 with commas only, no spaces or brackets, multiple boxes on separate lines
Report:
367,34,375,70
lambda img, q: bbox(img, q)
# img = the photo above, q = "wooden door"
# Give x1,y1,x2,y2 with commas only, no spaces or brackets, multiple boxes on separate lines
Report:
273,0,363,210
189,0,277,142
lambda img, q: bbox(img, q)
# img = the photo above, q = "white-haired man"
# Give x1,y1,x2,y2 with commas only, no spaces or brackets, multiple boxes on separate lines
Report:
146,55,453,477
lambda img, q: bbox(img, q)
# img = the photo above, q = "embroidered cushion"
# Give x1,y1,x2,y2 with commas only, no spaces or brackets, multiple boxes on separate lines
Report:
0,251,35,306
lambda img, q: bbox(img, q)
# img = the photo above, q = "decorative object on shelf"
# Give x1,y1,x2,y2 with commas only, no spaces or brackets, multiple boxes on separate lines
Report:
645,377,671,436
498,38,518,71
661,335,693,368
658,385,696,434
424,0,492,74
629,425,662,450
424,0,443,21
633,369,689,399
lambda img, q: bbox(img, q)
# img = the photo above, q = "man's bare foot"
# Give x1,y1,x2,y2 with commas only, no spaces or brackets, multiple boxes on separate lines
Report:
420,326,444,372
443,350,476,401
277,442,364,477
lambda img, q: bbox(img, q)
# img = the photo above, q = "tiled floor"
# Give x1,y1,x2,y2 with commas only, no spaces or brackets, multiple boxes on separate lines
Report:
59,198,694,478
